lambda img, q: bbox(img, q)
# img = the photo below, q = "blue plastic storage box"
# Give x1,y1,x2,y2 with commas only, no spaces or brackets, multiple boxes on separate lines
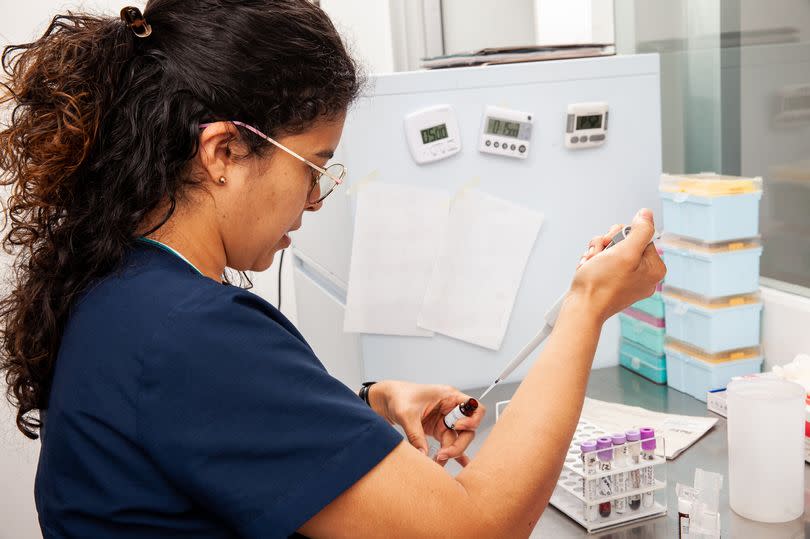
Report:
662,287,762,353
660,236,762,297
619,312,666,355
619,339,667,384
665,340,763,402
660,173,762,242
632,291,665,319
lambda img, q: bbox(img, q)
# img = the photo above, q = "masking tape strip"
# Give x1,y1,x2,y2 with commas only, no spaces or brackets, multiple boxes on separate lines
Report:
345,169,380,197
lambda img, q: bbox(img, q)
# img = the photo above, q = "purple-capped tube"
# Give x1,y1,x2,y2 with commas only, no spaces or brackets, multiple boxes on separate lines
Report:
611,433,628,514
625,429,641,511
580,440,599,522
640,427,657,508
596,437,613,518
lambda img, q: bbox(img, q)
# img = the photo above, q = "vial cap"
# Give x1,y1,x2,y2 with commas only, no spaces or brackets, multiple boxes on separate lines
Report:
625,429,641,442
640,427,656,451
580,440,597,453
611,433,626,445
460,398,479,416
596,437,613,461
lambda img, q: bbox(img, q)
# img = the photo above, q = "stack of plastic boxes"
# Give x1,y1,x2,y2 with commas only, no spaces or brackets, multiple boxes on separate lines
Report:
658,173,764,402
619,280,667,384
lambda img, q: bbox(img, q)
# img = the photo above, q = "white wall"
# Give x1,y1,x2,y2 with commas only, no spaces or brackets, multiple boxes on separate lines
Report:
319,0,396,74
535,0,614,45
762,286,810,369
441,0,536,54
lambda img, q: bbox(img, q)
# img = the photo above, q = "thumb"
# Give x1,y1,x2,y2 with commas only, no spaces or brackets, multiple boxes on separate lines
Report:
400,416,429,455
623,208,655,252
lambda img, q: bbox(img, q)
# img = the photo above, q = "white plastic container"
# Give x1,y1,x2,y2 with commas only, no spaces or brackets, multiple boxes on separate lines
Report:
727,378,805,523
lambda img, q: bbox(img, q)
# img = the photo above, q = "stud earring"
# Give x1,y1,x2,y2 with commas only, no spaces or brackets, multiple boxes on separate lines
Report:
218,177,227,185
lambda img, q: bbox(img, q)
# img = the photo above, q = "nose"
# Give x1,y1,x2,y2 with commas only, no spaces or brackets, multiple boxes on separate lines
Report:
306,199,323,212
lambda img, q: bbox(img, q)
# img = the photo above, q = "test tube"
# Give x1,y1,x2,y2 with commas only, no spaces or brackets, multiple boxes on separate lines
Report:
625,429,642,510
580,440,599,522
640,427,656,509
611,433,628,514
596,437,613,518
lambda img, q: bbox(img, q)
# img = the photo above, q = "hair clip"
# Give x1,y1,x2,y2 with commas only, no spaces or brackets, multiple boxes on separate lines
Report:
120,6,152,38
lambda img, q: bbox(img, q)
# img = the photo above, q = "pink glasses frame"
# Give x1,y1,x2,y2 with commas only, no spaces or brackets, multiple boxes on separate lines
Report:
199,120,345,204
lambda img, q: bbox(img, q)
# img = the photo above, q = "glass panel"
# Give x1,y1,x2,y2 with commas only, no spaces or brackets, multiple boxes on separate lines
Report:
615,0,810,297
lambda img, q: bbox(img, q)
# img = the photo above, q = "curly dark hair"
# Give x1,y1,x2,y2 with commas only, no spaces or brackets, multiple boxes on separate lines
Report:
0,0,361,439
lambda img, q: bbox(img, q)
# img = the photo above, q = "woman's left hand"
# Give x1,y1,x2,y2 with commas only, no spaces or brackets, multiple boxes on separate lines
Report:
367,380,486,467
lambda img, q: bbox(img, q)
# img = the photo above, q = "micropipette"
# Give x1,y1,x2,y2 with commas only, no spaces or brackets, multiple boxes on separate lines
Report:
478,225,660,400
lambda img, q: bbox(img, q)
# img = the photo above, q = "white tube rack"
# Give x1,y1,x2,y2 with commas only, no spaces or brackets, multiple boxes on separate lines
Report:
551,418,667,533
494,404,669,533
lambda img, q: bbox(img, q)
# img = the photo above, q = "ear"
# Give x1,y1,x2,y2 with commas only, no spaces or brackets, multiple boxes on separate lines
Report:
197,122,247,186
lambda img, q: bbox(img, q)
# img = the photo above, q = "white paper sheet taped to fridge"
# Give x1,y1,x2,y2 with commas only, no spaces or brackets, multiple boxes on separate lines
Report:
417,189,544,350
343,182,451,336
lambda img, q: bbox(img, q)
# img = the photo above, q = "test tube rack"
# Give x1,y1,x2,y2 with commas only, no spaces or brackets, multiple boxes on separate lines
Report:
552,418,667,533
494,403,668,533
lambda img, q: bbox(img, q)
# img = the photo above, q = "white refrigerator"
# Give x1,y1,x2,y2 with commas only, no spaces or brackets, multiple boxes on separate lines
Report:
289,53,663,390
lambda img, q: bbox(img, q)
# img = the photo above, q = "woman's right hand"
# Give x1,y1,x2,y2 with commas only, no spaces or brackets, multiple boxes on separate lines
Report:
567,208,666,324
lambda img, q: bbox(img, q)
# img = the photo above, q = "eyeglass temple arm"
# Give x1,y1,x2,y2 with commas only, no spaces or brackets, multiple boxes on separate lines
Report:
200,121,343,186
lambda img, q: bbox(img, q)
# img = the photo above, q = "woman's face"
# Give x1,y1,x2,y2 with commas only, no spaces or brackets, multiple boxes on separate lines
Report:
215,114,346,272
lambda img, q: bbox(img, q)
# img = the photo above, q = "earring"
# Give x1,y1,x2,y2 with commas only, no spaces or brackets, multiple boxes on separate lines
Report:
218,177,227,185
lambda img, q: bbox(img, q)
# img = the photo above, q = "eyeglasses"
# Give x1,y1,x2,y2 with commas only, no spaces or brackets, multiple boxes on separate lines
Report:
199,121,346,205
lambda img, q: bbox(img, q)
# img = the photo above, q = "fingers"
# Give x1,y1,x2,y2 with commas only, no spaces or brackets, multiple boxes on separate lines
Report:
640,243,667,289
621,209,656,253
437,430,475,464
602,223,624,248
400,415,429,456
435,429,458,467
451,396,486,432
579,223,623,267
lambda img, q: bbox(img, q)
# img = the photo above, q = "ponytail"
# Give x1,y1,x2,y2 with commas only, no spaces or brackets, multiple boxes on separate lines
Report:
0,14,136,438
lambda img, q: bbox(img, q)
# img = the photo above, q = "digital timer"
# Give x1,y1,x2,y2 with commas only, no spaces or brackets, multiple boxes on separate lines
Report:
565,102,609,149
478,105,533,159
404,105,461,164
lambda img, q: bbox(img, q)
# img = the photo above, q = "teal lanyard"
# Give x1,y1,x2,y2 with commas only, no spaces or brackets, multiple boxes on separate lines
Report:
137,237,204,276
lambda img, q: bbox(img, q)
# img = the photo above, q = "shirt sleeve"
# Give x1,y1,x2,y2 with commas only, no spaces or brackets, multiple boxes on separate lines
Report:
136,285,403,538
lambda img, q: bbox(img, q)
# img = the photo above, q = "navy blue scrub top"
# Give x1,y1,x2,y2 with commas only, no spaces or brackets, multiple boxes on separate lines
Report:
35,242,402,538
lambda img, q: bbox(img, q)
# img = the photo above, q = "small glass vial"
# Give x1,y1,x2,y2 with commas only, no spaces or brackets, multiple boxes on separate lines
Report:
596,437,613,518
640,427,657,509
442,398,478,430
611,433,628,514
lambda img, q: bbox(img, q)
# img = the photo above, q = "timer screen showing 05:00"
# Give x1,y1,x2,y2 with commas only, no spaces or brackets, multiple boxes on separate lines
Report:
420,123,449,144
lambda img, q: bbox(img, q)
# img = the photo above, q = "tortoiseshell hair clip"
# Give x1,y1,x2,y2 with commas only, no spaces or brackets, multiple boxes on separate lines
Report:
120,6,152,38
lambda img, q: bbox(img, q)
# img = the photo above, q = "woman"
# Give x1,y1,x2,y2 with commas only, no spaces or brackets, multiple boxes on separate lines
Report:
0,1,665,537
